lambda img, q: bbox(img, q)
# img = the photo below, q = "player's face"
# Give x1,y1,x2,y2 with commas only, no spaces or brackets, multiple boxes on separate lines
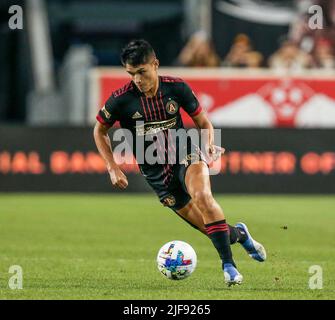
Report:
125,58,159,93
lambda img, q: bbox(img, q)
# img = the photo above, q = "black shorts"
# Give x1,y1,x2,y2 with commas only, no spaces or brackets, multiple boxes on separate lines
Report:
145,150,207,211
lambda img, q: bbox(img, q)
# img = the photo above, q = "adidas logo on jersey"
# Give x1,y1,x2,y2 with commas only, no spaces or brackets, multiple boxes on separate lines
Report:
132,111,143,119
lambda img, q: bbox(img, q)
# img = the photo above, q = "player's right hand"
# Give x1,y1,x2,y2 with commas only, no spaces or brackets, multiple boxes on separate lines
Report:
108,166,128,189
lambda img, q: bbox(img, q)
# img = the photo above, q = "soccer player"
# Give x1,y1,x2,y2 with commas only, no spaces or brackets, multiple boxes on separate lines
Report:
94,39,266,286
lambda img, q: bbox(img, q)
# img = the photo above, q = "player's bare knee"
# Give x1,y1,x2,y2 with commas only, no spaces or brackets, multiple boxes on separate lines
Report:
192,190,216,212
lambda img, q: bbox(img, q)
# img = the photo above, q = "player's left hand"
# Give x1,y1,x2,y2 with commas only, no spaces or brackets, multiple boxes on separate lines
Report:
207,145,225,161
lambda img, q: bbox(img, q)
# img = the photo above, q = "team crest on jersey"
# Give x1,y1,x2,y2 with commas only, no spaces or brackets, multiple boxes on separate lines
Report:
162,195,176,207
166,99,179,115
101,106,111,119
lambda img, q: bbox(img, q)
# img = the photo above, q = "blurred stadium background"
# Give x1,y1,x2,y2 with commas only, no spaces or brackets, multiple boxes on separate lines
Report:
0,0,335,299
1,0,335,193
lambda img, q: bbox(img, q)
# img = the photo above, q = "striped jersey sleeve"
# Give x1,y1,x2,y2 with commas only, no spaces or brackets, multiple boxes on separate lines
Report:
180,81,202,117
96,95,120,128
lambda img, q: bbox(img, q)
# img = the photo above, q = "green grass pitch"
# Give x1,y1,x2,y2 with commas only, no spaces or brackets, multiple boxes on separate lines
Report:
0,194,334,300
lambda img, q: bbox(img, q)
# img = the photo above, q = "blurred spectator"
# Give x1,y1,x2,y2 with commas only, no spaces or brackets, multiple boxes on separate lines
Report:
268,40,314,70
175,30,221,67
312,38,335,68
222,34,263,68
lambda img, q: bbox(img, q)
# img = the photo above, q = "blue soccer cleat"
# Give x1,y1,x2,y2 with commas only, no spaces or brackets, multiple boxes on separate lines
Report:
223,263,243,286
235,222,267,262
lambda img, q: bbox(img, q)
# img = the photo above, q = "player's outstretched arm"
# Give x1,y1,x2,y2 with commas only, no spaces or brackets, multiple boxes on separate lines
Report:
93,122,128,189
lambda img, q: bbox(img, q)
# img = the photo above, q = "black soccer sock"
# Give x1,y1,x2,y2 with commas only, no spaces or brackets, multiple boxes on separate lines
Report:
228,224,248,244
205,220,236,267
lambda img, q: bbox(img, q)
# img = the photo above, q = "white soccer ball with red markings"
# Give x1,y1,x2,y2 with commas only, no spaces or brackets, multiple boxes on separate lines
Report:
157,240,197,280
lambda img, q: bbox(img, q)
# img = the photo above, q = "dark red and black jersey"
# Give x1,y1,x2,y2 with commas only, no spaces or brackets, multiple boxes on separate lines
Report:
96,75,202,186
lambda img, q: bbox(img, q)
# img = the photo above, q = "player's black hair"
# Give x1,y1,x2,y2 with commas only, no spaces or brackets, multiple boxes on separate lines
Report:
120,39,156,66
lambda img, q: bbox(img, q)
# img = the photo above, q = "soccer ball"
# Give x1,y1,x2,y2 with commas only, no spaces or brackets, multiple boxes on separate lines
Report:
157,240,197,280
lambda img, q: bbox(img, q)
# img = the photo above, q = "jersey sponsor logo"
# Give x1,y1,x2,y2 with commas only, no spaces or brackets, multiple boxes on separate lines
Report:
132,111,143,119
101,106,111,119
135,117,177,136
166,99,179,115
162,195,176,207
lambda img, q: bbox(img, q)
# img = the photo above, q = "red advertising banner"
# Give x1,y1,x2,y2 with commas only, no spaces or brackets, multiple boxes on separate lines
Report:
89,68,335,128
1,126,334,193
2,150,335,176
